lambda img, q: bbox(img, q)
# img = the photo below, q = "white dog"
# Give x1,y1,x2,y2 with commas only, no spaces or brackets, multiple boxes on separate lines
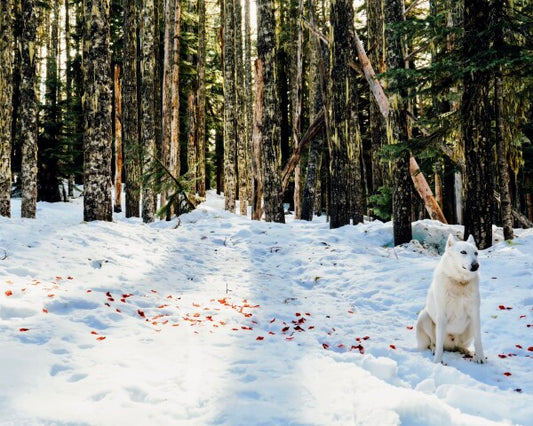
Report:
416,234,486,364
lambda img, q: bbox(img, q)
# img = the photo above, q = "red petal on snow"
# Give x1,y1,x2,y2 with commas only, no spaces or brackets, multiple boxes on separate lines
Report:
516,344,522,349
5,290,13,296
498,354,507,358
19,328,30,332
406,326,413,330
281,326,290,333
270,318,276,323
528,347,533,352
137,309,146,318
256,336,264,341
295,312,301,317
48,294,55,298
42,308,48,313
91,331,99,335
520,315,526,318
96,336,106,341
67,276,74,280
106,292,112,297
389,344,397,350
322,343,329,349
268,331,275,335
363,336,370,340
87,289,92,293
503,372,512,376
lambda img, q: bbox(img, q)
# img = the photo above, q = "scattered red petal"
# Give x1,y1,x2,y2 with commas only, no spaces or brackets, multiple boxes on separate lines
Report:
305,313,311,316
504,372,512,376
516,344,523,349
294,325,304,332
363,336,370,340
281,326,290,333
295,312,301,317
337,344,345,349
116,308,121,313
270,318,276,323
56,276,62,280
91,331,99,335
151,290,158,293
286,336,294,341
19,328,30,332
106,291,112,297
520,315,526,319
308,326,315,330
193,303,201,307
406,326,413,330
137,309,146,318
322,343,329,349
104,303,110,307
244,313,252,318
390,344,397,350
48,294,55,298
87,289,92,293
107,297,114,302
498,354,507,358
256,336,264,341
499,305,505,310
67,276,74,280
348,310,355,314
42,308,48,313
528,347,533,352
96,336,106,341
5,290,13,296
268,331,276,335
241,326,252,331
206,315,213,321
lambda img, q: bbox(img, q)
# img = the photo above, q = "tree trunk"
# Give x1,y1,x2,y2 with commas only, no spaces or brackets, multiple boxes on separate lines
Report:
292,0,304,219
0,0,13,217
223,0,237,212
257,0,285,223
161,0,173,209
123,0,141,217
235,0,248,216
196,0,207,197
366,0,387,193
462,0,493,249
385,0,412,245
251,58,263,221
169,0,181,207
82,0,113,222
244,0,253,202
114,64,123,213
187,91,197,193
140,0,157,223
20,0,38,218
329,0,354,228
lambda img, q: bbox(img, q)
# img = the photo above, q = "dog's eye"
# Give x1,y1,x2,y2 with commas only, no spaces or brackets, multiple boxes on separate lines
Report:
475,252,478,256
460,250,467,255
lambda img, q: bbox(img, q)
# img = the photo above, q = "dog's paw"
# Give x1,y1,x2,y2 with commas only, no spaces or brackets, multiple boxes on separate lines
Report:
473,354,487,364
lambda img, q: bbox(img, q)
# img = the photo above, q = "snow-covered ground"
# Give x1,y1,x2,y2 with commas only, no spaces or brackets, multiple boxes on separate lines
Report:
0,191,531,425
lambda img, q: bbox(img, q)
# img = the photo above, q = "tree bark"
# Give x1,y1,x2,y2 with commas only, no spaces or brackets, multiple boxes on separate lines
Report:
385,0,412,245
244,0,253,202
462,0,493,249
235,0,248,215
20,0,38,218
251,58,264,221
82,0,113,222
187,91,197,193
114,64,123,213
257,0,285,223
223,0,237,212
197,0,207,197
0,0,13,217
170,0,181,192
123,0,141,217
140,0,157,223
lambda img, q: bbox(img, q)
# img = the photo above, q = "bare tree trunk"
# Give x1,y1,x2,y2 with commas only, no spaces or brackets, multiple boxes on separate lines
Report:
169,0,181,201
257,0,285,223
462,0,493,249
20,0,38,218
0,0,13,217
223,0,237,212
187,91,197,193
235,0,248,215
123,0,141,217
196,0,207,197
244,0,253,202
292,0,304,219
114,64,123,213
251,58,263,221
161,0,173,209
82,0,113,222
140,0,157,223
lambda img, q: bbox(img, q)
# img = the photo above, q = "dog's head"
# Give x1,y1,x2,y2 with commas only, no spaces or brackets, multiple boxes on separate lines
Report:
445,234,480,274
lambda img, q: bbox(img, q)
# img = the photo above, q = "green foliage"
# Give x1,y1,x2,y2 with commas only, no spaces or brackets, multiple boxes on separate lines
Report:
369,186,393,221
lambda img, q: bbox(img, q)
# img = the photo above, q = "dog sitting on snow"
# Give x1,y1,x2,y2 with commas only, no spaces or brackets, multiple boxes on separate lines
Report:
416,234,486,364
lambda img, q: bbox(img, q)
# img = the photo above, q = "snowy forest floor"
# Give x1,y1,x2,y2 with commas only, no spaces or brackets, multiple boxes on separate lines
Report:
0,191,532,425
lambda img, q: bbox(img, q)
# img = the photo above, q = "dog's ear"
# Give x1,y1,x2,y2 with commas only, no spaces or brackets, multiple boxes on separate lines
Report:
446,234,455,250
466,234,477,247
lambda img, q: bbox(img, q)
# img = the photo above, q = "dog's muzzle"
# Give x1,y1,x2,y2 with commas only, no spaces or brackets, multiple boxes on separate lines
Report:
470,262,479,272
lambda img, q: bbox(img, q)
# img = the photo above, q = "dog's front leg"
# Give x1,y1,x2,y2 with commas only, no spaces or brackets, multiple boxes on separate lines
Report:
433,315,446,363
471,306,486,363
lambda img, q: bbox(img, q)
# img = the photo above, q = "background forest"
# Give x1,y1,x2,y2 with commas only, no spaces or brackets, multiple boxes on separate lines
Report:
0,0,532,249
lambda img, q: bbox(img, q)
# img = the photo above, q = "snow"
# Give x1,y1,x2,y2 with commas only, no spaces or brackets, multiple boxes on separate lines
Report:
0,190,532,425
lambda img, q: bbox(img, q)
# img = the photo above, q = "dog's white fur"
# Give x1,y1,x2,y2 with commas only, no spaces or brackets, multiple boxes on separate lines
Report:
416,234,486,363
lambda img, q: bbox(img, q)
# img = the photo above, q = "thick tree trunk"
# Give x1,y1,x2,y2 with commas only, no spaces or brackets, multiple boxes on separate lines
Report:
0,0,13,217
223,0,237,212
140,0,157,223
114,64,123,213
20,0,38,218
82,0,113,222
197,0,207,197
235,0,248,216
170,0,181,192
366,0,387,193
251,58,264,221
257,0,285,223
385,0,412,245
123,0,141,217
329,0,355,228
161,0,173,209
244,0,253,202
462,0,493,249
